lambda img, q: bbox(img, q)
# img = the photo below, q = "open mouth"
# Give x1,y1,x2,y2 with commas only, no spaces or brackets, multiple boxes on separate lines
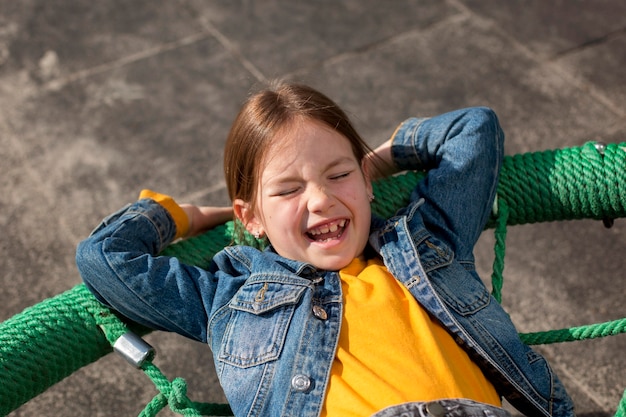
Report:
306,219,348,242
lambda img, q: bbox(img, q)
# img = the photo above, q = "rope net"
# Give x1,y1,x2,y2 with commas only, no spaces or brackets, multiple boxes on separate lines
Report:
1,142,625,416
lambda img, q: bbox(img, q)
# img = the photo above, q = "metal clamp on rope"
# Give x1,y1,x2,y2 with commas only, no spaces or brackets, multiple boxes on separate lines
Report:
113,332,155,368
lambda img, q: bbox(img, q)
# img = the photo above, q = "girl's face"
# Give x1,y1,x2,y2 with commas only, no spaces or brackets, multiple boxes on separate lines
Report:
235,118,373,271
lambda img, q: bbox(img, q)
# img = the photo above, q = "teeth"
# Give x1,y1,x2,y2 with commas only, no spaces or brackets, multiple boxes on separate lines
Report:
309,219,346,235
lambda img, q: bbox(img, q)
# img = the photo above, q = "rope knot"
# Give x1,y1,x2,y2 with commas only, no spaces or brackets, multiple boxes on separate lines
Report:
168,378,193,413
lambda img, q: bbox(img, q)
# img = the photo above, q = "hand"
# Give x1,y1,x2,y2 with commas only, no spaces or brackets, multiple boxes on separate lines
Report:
179,204,234,238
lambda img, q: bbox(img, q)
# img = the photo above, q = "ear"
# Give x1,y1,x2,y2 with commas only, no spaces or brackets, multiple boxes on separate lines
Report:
233,199,265,237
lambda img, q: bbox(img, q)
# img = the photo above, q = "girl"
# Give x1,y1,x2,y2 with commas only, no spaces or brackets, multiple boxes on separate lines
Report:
77,82,574,417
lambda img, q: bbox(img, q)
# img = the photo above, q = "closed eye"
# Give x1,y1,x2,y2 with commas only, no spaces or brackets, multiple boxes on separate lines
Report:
329,171,352,180
272,187,300,197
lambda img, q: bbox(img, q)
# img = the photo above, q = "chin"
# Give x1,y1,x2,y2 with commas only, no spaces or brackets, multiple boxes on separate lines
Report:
312,257,354,272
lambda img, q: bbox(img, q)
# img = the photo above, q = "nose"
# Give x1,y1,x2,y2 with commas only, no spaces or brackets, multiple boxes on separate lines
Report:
306,185,334,213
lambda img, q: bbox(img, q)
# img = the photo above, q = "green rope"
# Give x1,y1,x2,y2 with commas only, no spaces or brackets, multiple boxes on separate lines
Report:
496,142,626,225
490,198,509,303
140,364,203,417
520,317,626,346
0,285,113,415
137,362,233,417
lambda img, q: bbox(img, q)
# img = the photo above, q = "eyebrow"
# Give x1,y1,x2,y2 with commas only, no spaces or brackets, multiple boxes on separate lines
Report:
322,156,357,172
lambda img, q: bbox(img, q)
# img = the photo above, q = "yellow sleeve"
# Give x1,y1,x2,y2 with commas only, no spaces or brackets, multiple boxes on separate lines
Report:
138,189,190,240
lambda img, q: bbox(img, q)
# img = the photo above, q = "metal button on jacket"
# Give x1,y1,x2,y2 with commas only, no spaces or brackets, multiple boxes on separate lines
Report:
291,374,311,392
312,305,327,320
425,402,447,416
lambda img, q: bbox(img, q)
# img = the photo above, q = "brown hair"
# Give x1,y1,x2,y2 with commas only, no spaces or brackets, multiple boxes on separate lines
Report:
224,82,374,214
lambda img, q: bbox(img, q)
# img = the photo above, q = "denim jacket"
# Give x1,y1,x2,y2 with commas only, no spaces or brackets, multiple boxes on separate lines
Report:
77,107,574,417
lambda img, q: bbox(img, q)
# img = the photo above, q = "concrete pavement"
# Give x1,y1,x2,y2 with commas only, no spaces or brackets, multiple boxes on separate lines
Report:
1,1,624,416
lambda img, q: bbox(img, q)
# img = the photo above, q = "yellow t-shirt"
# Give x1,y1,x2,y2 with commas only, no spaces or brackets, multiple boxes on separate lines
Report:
321,257,500,417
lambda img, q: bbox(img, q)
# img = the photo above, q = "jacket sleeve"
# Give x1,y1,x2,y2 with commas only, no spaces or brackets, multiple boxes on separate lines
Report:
390,107,504,259
76,197,215,342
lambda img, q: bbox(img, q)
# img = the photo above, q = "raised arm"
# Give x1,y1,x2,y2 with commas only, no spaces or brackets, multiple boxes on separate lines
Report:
382,107,504,259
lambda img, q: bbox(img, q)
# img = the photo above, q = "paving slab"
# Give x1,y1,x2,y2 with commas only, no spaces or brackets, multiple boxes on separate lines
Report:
1,1,624,416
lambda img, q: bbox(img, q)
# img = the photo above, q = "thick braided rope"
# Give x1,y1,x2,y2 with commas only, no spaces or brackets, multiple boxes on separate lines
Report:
1,143,625,416
0,285,113,415
496,142,626,224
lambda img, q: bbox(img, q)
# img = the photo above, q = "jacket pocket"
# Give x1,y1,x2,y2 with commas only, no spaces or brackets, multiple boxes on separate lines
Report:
218,279,308,368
